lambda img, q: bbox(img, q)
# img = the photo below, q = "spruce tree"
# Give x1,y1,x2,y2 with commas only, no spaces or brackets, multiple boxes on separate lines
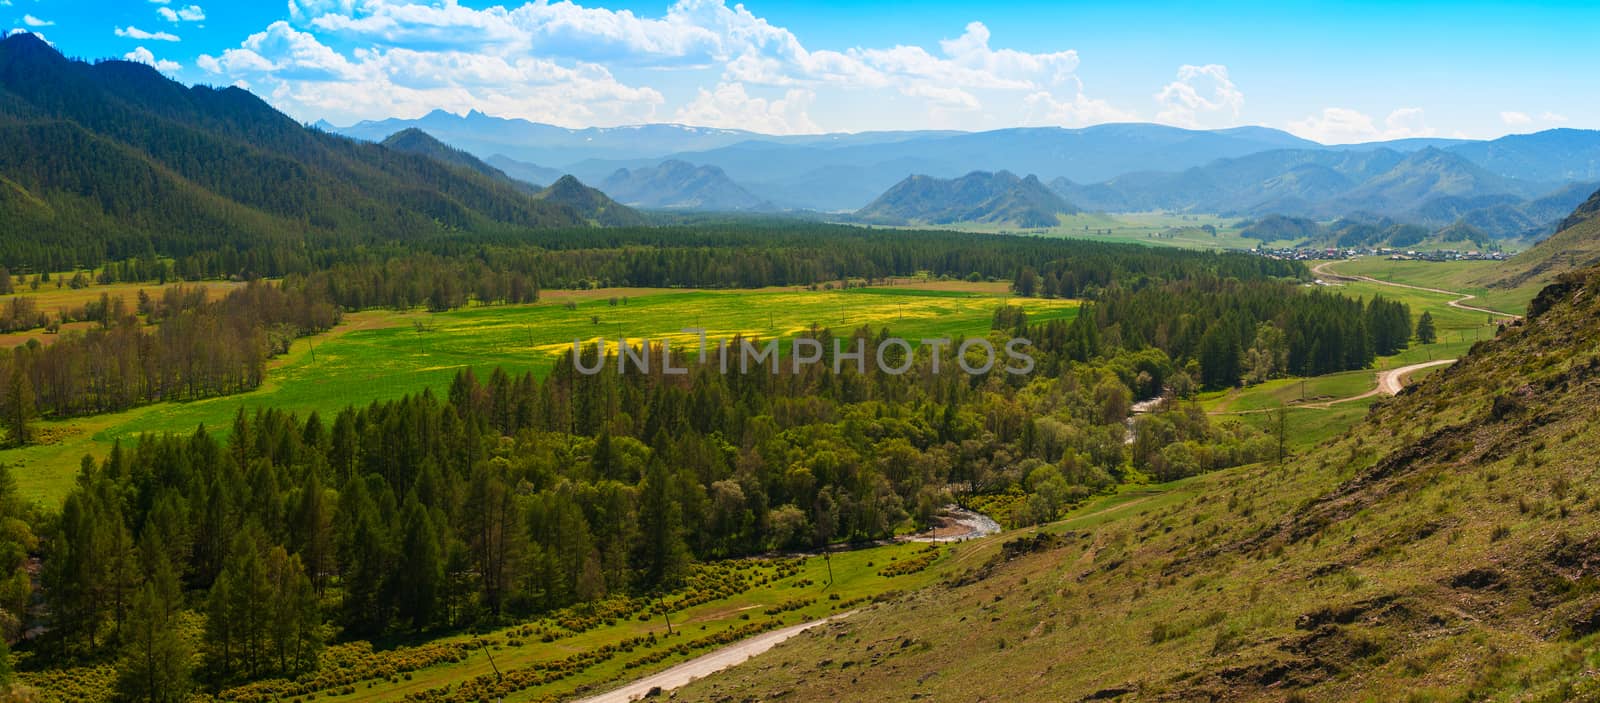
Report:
114,583,192,703
1416,311,1437,344
1,362,35,446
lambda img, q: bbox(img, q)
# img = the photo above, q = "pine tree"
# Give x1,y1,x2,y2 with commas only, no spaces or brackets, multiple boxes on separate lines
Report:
633,461,689,589
114,583,192,703
1,361,35,446
1416,310,1437,344
393,497,443,630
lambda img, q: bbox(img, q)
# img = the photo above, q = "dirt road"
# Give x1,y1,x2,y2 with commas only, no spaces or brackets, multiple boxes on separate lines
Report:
1318,358,1456,406
568,612,855,703
1309,260,1520,319
1209,358,1455,414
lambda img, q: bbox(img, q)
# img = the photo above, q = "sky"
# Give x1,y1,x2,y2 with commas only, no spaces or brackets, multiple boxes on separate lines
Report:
5,0,1596,142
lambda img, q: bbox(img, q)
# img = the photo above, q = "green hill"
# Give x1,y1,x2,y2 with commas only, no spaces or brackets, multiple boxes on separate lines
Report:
855,170,1079,228
681,262,1600,701
1473,186,1600,290
0,32,593,271
535,174,646,227
380,127,536,193
599,159,768,211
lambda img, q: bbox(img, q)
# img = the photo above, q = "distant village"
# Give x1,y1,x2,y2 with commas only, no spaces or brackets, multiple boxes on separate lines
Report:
1246,246,1513,262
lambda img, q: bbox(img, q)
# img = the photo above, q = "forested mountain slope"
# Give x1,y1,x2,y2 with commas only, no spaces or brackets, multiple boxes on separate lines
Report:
380,127,537,194
0,33,594,273
856,171,1078,227
683,265,1600,701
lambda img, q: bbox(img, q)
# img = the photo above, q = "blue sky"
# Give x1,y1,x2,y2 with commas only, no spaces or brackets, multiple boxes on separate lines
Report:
7,0,1595,141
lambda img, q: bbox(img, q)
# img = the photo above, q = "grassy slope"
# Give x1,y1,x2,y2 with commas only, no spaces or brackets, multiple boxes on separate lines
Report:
1469,204,1600,298
1335,257,1543,318
4,284,1076,505
680,267,1600,702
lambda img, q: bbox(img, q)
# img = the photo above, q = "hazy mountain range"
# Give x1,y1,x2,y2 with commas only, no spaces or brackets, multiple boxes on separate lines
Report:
599,160,770,211
327,111,1600,234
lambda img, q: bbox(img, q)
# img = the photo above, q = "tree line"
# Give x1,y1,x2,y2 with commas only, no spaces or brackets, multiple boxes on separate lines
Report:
2,222,1305,291
0,282,337,438
1017,276,1415,388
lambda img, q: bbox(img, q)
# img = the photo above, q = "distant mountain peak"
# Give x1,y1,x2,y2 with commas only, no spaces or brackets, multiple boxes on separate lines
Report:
856,170,1078,227
598,159,768,211
535,175,645,226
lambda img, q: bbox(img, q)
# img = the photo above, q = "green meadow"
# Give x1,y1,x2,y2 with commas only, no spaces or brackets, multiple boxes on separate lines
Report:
900,211,1281,251
4,284,1077,506
1329,256,1538,316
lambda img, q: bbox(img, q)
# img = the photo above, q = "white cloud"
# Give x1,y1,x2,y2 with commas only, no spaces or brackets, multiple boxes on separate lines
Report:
1022,77,1137,127
1500,111,1532,126
116,26,181,42
158,5,206,23
124,46,181,73
1503,110,1569,128
6,28,48,44
233,0,1106,128
149,0,172,4
200,20,663,126
1286,106,1435,144
21,14,53,27
674,82,817,134
1155,64,1243,128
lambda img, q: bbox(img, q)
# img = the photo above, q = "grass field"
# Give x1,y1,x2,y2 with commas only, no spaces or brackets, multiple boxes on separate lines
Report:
901,212,1283,251
1329,257,1540,316
3,284,1076,506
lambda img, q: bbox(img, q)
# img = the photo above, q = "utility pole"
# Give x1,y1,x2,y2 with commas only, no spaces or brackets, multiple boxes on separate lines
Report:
475,636,502,682
823,547,834,590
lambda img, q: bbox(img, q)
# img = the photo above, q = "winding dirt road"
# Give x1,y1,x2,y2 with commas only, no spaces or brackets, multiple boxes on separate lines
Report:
568,612,855,703
1317,358,1456,407
1208,358,1456,415
1309,260,1520,319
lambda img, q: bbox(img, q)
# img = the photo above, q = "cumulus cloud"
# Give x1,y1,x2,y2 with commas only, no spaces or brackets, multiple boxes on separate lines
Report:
1500,111,1532,126
21,14,53,27
1286,107,1435,144
674,82,817,134
1022,77,1137,127
116,26,182,41
1154,64,1243,129
205,0,1115,128
158,5,206,23
199,20,663,125
124,46,181,73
